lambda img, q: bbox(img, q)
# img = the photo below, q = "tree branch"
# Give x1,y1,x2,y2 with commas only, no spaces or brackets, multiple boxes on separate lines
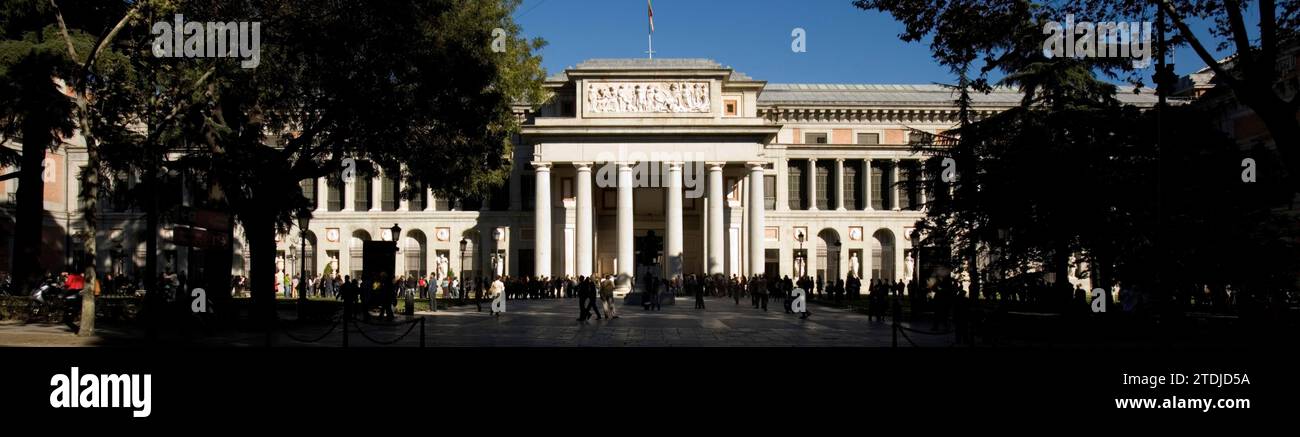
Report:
0,171,19,182
1157,0,1243,90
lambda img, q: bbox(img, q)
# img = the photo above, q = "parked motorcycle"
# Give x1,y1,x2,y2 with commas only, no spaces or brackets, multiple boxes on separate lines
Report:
31,281,82,333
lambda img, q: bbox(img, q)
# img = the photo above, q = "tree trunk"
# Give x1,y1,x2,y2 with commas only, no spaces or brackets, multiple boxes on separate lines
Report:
243,210,276,343
76,99,97,337
13,124,49,291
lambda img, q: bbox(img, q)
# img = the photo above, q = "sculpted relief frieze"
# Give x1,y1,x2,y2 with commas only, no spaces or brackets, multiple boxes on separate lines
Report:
585,81,711,114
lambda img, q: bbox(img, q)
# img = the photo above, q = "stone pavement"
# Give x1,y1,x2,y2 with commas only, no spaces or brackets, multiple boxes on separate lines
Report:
0,297,957,347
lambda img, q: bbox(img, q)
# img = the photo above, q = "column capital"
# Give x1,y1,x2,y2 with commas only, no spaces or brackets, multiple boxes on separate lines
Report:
665,161,685,169
745,161,768,170
531,161,552,170
808,157,818,163
706,162,726,170
616,161,636,170
835,157,845,163
890,158,900,164
572,161,594,169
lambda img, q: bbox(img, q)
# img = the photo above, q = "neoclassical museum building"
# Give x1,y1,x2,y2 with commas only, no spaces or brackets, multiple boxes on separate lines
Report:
2,58,1158,292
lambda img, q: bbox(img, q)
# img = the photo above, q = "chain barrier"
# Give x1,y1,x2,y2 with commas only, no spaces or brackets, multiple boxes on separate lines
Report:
347,317,425,347
276,314,344,344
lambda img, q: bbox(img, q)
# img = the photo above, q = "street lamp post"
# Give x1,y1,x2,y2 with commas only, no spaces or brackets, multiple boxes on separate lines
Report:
298,215,310,305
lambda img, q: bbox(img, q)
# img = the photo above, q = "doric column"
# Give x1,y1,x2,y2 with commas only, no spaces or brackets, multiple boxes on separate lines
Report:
343,174,356,212
776,158,789,212
574,162,593,278
864,158,873,211
369,173,381,212
706,162,725,275
315,177,327,212
747,162,766,277
891,158,901,211
616,162,635,291
665,161,684,280
533,162,551,278
806,158,818,211
834,158,846,211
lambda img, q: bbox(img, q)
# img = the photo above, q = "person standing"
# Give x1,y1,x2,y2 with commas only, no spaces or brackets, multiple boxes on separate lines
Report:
693,275,706,310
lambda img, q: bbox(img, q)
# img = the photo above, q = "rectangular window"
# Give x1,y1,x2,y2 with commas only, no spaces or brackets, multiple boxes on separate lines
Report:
327,176,343,211
787,162,804,210
804,132,828,144
871,162,886,210
354,174,371,211
763,174,776,210
300,178,316,209
408,182,425,211
724,99,738,116
815,161,831,210
380,175,398,211
857,133,880,145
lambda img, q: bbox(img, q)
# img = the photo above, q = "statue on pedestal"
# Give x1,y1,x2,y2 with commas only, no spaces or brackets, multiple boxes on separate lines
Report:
849,253,861,279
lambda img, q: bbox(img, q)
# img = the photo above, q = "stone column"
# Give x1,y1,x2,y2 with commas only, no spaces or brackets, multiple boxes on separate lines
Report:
575,162,593,277
315,177,327,212
776,158,789,212
706,162,725,276
343,174,356,212
806,158,818,211
369,173,382,212
834,158,846,210
864,158,873,211
665,161,684,280
747,162,766,277
891,158,901,211
533,162,551,278
616,162,635,292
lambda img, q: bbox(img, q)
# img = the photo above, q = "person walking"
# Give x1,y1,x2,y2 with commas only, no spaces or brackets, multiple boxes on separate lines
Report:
599,275,618,319
577,275,592,322
583,276,603,321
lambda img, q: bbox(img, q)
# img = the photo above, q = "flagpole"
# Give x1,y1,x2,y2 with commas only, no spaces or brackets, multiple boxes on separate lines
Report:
648,33,653,59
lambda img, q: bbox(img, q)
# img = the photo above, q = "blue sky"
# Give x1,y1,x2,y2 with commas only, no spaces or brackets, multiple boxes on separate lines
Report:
514,0,1253,85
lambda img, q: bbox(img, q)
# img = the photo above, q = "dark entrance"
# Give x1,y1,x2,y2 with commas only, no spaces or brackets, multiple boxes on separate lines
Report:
361,241,397,286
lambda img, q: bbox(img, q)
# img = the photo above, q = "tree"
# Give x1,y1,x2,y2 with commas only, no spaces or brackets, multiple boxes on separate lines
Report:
46,0,138,335
0,0,79,292
163,0,546,330
854,0,1300,193
867,0,1300,310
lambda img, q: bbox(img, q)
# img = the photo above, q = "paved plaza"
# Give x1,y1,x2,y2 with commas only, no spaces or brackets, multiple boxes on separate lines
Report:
0,297,956,347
